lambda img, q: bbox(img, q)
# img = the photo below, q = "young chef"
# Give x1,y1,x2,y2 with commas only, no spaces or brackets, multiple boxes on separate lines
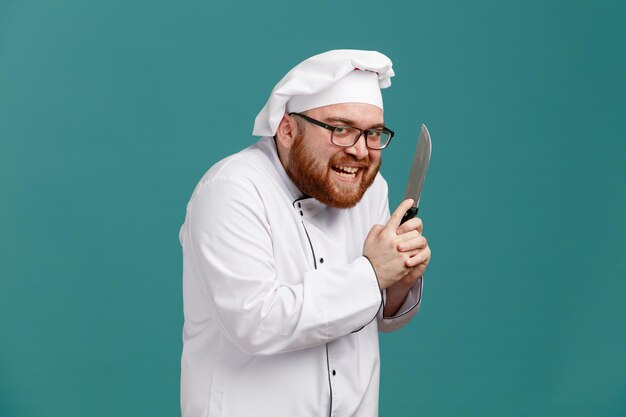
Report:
180,49,431,417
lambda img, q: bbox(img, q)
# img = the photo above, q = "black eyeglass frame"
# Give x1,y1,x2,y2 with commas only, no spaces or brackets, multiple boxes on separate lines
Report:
288,112,395,150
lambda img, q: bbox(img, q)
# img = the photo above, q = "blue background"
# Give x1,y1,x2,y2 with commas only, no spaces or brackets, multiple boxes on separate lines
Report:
1,0,625,416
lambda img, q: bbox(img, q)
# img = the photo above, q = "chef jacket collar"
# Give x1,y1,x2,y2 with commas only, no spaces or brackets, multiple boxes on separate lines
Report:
293,196,328,218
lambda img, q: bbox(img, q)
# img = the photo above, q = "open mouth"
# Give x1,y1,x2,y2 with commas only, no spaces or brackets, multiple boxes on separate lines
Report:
332,165,360,179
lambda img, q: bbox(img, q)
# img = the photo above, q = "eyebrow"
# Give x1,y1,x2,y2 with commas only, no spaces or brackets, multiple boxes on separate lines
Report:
324,116,385,129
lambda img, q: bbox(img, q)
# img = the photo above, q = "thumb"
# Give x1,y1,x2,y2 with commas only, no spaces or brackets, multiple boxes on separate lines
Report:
386,199,415,231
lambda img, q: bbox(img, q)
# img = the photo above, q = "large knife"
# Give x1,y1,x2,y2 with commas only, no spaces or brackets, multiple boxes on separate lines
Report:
400,124,432,224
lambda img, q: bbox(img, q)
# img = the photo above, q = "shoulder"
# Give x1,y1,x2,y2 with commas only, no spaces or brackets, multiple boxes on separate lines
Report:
372,172,388,193
201,144,269,185
190,138,274,195
362,172,389,202
184,138,290,220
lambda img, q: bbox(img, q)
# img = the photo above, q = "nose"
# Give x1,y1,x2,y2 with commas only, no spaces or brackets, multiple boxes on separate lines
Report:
344,133,369,159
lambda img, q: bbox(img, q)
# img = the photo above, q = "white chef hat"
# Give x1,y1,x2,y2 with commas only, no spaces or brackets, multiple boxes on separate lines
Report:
252,49,394,137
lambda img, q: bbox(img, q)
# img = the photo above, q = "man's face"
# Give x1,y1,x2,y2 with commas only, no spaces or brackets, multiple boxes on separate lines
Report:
285,103,383,209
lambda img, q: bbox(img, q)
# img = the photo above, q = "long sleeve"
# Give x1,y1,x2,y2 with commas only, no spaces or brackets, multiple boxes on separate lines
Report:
377,279,422,332
182,176,383,356
372,181,423,333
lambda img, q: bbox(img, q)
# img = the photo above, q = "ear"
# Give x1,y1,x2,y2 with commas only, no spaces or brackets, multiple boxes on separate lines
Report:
275,113,298,150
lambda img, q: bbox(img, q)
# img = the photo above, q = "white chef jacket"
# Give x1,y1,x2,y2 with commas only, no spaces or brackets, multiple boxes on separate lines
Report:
180,136,422,417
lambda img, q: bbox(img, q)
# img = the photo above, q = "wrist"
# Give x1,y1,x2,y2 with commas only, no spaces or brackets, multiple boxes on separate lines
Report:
387,282,411,295
362,254,391,290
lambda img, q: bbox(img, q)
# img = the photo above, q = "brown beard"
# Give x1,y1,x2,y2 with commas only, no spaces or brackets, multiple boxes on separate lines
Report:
285,134,381,209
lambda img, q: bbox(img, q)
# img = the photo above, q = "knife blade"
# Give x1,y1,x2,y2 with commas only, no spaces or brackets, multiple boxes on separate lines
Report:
400,124,432,224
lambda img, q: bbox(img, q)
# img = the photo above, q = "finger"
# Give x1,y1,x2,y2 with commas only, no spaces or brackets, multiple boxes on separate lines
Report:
396,217,423,235
405,246,431,267
401,248,427,263
399,267,423,285
397,235,427,252
386,199,415,232
397,230,421,244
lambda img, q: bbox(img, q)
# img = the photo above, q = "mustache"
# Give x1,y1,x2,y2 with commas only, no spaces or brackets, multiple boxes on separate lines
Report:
330,154,371,167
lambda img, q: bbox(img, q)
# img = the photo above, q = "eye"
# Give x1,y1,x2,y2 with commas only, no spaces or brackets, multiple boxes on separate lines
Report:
333,126,352,137
366,129,382,138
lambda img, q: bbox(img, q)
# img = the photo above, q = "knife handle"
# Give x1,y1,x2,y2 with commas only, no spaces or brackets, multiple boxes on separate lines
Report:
400,207,418,225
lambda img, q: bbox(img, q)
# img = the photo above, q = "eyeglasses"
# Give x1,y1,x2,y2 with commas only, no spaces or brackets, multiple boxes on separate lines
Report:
289,112,394,150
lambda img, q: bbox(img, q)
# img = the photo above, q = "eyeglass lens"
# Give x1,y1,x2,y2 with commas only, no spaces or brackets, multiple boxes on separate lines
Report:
331,127,391,149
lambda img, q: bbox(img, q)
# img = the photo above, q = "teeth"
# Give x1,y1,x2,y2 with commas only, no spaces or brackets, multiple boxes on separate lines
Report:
333,165,359,179
335,165,358,174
